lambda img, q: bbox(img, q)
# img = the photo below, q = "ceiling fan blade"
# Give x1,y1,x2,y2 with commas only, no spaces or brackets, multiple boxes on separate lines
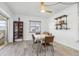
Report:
46,10,52,13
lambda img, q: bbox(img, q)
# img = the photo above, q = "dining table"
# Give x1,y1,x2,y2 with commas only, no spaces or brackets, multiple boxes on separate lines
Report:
34,33,52,43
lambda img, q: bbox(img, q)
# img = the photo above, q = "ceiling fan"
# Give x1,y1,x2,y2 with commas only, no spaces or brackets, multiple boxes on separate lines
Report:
40,2,52,13
40,2,75,14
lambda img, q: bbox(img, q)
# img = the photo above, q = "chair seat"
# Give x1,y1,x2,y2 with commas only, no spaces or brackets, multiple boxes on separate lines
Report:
34,40,41,43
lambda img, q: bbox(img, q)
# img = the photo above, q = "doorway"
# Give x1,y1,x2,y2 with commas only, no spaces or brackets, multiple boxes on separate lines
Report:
0,15,8,48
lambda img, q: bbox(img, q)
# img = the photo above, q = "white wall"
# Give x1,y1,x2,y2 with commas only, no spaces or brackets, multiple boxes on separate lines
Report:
48,4,79,51
13,16,48,40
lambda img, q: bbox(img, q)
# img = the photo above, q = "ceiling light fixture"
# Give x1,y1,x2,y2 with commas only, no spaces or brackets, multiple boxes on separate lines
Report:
40,2,46,13
40,2,52,13
41,9,45,13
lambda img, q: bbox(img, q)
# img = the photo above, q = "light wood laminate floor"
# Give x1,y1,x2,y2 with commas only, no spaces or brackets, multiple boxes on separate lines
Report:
0,40,79,56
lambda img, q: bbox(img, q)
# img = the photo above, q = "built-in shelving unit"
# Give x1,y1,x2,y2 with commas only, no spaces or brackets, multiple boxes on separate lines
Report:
13,21,23,42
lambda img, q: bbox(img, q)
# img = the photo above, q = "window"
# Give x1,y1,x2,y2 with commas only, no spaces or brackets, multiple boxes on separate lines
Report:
0,20,6,30
29,21,41,33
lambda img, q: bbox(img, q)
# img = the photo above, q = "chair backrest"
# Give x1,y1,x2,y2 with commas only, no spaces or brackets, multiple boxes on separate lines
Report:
32,34,35,42
36,32,40,35
45,36,54,44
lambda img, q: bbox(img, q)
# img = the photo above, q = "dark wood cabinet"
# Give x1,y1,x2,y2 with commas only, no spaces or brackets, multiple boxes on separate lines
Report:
13,21,23,42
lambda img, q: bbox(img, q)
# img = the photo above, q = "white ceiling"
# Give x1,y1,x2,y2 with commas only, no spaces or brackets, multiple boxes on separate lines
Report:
4,2,76,18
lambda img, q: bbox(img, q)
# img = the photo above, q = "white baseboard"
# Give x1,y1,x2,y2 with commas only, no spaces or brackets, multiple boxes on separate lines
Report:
15,39,23,41
55,40,79,51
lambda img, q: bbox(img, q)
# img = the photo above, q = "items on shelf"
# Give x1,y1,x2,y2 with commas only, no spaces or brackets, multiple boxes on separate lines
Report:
55,15,68,30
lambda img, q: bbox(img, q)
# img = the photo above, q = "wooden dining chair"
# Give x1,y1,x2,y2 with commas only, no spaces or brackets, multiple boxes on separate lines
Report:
45,36,54,45
32,34,35,43
32,34,40,43
42,36,54,56
32,34,41,56
32,34,37,54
